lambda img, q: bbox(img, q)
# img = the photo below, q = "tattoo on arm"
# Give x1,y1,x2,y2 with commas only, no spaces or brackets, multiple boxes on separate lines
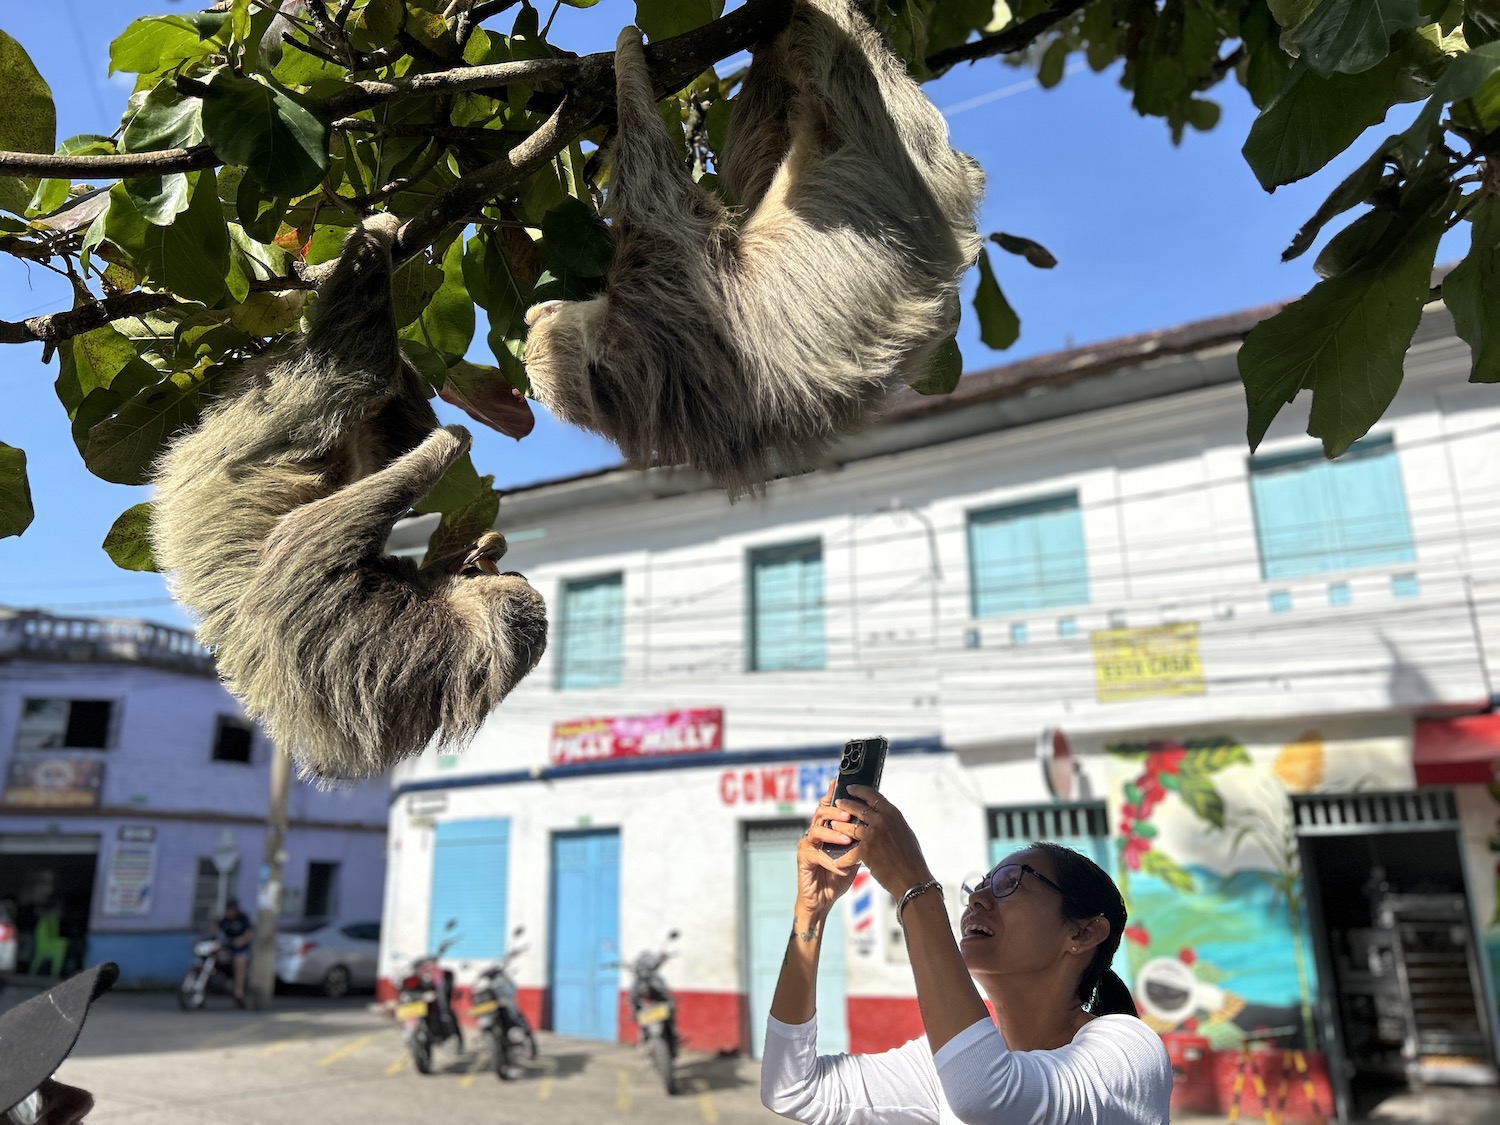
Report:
792,920,821,943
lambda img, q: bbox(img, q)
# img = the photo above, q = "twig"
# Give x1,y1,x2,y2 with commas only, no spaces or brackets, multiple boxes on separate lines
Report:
926,0,1093,70
0,145,218,176
333,118,529,139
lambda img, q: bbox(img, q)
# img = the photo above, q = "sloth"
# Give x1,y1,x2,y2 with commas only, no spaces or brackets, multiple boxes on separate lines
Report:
152,214,548,780
523,0,985,495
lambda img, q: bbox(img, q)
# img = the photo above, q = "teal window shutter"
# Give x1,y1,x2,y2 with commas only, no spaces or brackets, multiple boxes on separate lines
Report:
429,819,509,960
1249,437,1415,579
749,541,825,671
968,494,1089,618
556,573,624,690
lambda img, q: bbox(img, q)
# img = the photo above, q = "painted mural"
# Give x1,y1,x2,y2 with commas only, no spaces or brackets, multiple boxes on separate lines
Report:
1105,729,1411,1051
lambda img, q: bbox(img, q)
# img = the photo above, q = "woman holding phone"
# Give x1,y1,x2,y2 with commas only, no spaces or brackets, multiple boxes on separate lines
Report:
761,782,1172,1124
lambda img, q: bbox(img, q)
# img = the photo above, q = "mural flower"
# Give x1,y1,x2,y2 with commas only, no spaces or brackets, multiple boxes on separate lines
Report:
1272,732,1325,793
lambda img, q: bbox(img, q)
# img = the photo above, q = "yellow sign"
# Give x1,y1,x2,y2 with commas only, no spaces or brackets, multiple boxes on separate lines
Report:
1092,623,1205,702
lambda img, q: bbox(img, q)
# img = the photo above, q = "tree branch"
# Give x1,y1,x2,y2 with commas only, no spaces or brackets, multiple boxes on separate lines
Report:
925,0,1092,71
0,145,219,177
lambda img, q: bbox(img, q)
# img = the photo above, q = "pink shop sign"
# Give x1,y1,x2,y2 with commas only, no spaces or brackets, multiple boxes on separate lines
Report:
549,709,724,765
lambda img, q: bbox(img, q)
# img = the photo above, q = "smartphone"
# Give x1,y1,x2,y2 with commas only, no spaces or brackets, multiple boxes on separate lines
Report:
822,736,889,860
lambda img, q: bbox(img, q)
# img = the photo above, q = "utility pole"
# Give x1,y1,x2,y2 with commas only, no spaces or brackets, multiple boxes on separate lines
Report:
248,743,292,1010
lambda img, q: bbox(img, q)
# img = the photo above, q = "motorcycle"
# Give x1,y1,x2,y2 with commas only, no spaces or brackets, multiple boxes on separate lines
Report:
620,929,681,1095
470,924,539,1080
177,936,236,1010
394,920,463,1074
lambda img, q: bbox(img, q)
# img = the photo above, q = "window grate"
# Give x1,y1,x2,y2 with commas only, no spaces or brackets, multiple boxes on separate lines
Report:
989,802,1109,841
1292,789,1458,832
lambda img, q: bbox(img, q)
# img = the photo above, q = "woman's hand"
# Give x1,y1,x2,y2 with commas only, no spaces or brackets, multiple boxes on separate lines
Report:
795,781,860,923
837,785,934,896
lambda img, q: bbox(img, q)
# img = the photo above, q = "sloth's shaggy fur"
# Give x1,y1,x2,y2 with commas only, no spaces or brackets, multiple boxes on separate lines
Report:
523,0,985,495
152,216,547,780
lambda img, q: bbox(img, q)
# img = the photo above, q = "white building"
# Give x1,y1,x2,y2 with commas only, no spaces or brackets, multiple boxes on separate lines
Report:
379,305,1500,1122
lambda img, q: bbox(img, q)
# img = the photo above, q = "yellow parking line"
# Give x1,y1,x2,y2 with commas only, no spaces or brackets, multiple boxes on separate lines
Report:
694,1078,719,1124
385,1055,409,1077
537,1058,556,1101
615,1067,632,1113
318,1034,374,1068
256,1029,313,1058
198,1017,272,1050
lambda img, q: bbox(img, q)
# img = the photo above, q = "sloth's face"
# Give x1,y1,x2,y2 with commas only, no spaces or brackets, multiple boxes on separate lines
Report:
523,299,607,428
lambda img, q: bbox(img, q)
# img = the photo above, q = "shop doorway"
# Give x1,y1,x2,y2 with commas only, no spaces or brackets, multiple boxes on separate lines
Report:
1295,790,1499,1121
549,828,620,1040
743,821,847,1058
0,833,100,977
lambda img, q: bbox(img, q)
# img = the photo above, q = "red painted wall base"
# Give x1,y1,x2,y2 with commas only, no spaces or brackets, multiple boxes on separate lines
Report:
617,989,745,1055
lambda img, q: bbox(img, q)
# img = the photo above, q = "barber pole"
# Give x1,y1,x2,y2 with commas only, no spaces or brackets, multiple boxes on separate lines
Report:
850,869,876,955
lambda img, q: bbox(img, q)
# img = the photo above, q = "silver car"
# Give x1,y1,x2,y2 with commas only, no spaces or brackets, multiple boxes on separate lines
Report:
274,918,380,997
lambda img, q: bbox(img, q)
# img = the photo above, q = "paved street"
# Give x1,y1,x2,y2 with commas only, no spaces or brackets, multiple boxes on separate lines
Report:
10,985,1500,1124
14,988,775,1125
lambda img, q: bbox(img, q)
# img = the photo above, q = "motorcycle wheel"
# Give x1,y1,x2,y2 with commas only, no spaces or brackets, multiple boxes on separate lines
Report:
492,1028,516,1080
514,1026,538,1063
648,1035,676,1096
409,1028,433,1075
177,970,206,1011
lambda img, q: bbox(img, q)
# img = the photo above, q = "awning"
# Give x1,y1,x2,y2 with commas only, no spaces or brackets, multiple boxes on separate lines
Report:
1414,715,1500,784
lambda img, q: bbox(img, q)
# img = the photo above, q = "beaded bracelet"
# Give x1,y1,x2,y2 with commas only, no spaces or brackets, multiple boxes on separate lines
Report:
895,879,943,925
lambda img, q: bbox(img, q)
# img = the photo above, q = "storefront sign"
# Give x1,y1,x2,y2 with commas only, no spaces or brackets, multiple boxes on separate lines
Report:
101,840,156,916
1,757,104,807
550,708,723,765
719,762,840,806
1092,622,1205,702
118,825,156,843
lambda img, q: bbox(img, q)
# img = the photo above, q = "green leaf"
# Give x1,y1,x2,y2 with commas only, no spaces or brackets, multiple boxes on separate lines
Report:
109,15,220,75
401,236,475,363
229,290,313,337
0,442,35,538
200,70,330,196
1175,769,1228,827
0,30,55,214
28,136,115,217
634,0,724,40
1467,0,1500,44
57,326,143,416
1242,56,1400,190
1140,849,1197,892
102,502,159,572
233,170,289,243
1184,739,1252,771
973,248,1020,350
421,478,502,570
84,368,219,486
105,171,230,305
1269,0,1322,31
122,173,192,226
540,196,613,279
1038,39,1068,88
991,232,1058,269
119,83,204,153
1395,42,1500,165
413,452,488,516
908,337,962,395
1289,0,1421,76
347,0,406,52
1313,206,1395,278
1282,137,1395,261
1445,195,1500,383
465,229,537,336
1240,172,1452,455
390,257,445,329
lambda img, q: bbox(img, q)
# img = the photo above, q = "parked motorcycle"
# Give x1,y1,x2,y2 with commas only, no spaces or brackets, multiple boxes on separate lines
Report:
470,924,538,1080
177,936,236,1010
620,929,681,1095
394,920,463,1074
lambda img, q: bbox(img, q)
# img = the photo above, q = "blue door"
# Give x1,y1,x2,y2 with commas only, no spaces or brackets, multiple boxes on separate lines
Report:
429,819,509,959
745,823,847,1059
549,829,620,1040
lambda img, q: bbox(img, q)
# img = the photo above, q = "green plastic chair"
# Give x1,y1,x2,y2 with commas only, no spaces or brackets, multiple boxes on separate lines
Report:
28,910,67,977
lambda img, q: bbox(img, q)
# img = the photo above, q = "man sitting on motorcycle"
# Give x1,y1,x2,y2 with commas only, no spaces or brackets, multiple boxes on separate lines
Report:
217,899,253,1007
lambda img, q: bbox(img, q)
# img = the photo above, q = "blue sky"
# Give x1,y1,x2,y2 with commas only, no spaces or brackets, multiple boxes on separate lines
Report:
0,1,1424,628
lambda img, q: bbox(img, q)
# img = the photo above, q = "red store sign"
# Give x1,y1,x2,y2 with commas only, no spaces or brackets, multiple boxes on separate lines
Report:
550,708,723,765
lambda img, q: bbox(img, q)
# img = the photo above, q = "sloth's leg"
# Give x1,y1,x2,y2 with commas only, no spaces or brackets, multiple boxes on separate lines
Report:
262,425,472,568
609,27,711,222
716,32,795,211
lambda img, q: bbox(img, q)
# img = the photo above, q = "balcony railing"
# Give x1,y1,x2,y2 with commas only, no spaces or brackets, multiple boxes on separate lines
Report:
0,609,216,676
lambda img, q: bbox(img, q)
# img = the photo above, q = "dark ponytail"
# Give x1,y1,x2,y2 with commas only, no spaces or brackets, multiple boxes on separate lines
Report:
1030,842,1139,1018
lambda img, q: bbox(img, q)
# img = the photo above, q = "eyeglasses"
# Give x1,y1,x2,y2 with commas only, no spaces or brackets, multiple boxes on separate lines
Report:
961,862,1068,901
5,1085,42,1125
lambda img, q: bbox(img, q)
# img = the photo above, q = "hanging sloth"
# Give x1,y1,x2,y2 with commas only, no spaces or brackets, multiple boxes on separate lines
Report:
523,0,985,496
152,215,548,780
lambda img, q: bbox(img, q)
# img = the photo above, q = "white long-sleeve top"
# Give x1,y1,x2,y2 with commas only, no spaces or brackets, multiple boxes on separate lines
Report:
761,1012,1173,1125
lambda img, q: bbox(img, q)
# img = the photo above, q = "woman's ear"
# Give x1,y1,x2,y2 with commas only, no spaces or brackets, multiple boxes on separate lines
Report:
1070,915,1112,955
